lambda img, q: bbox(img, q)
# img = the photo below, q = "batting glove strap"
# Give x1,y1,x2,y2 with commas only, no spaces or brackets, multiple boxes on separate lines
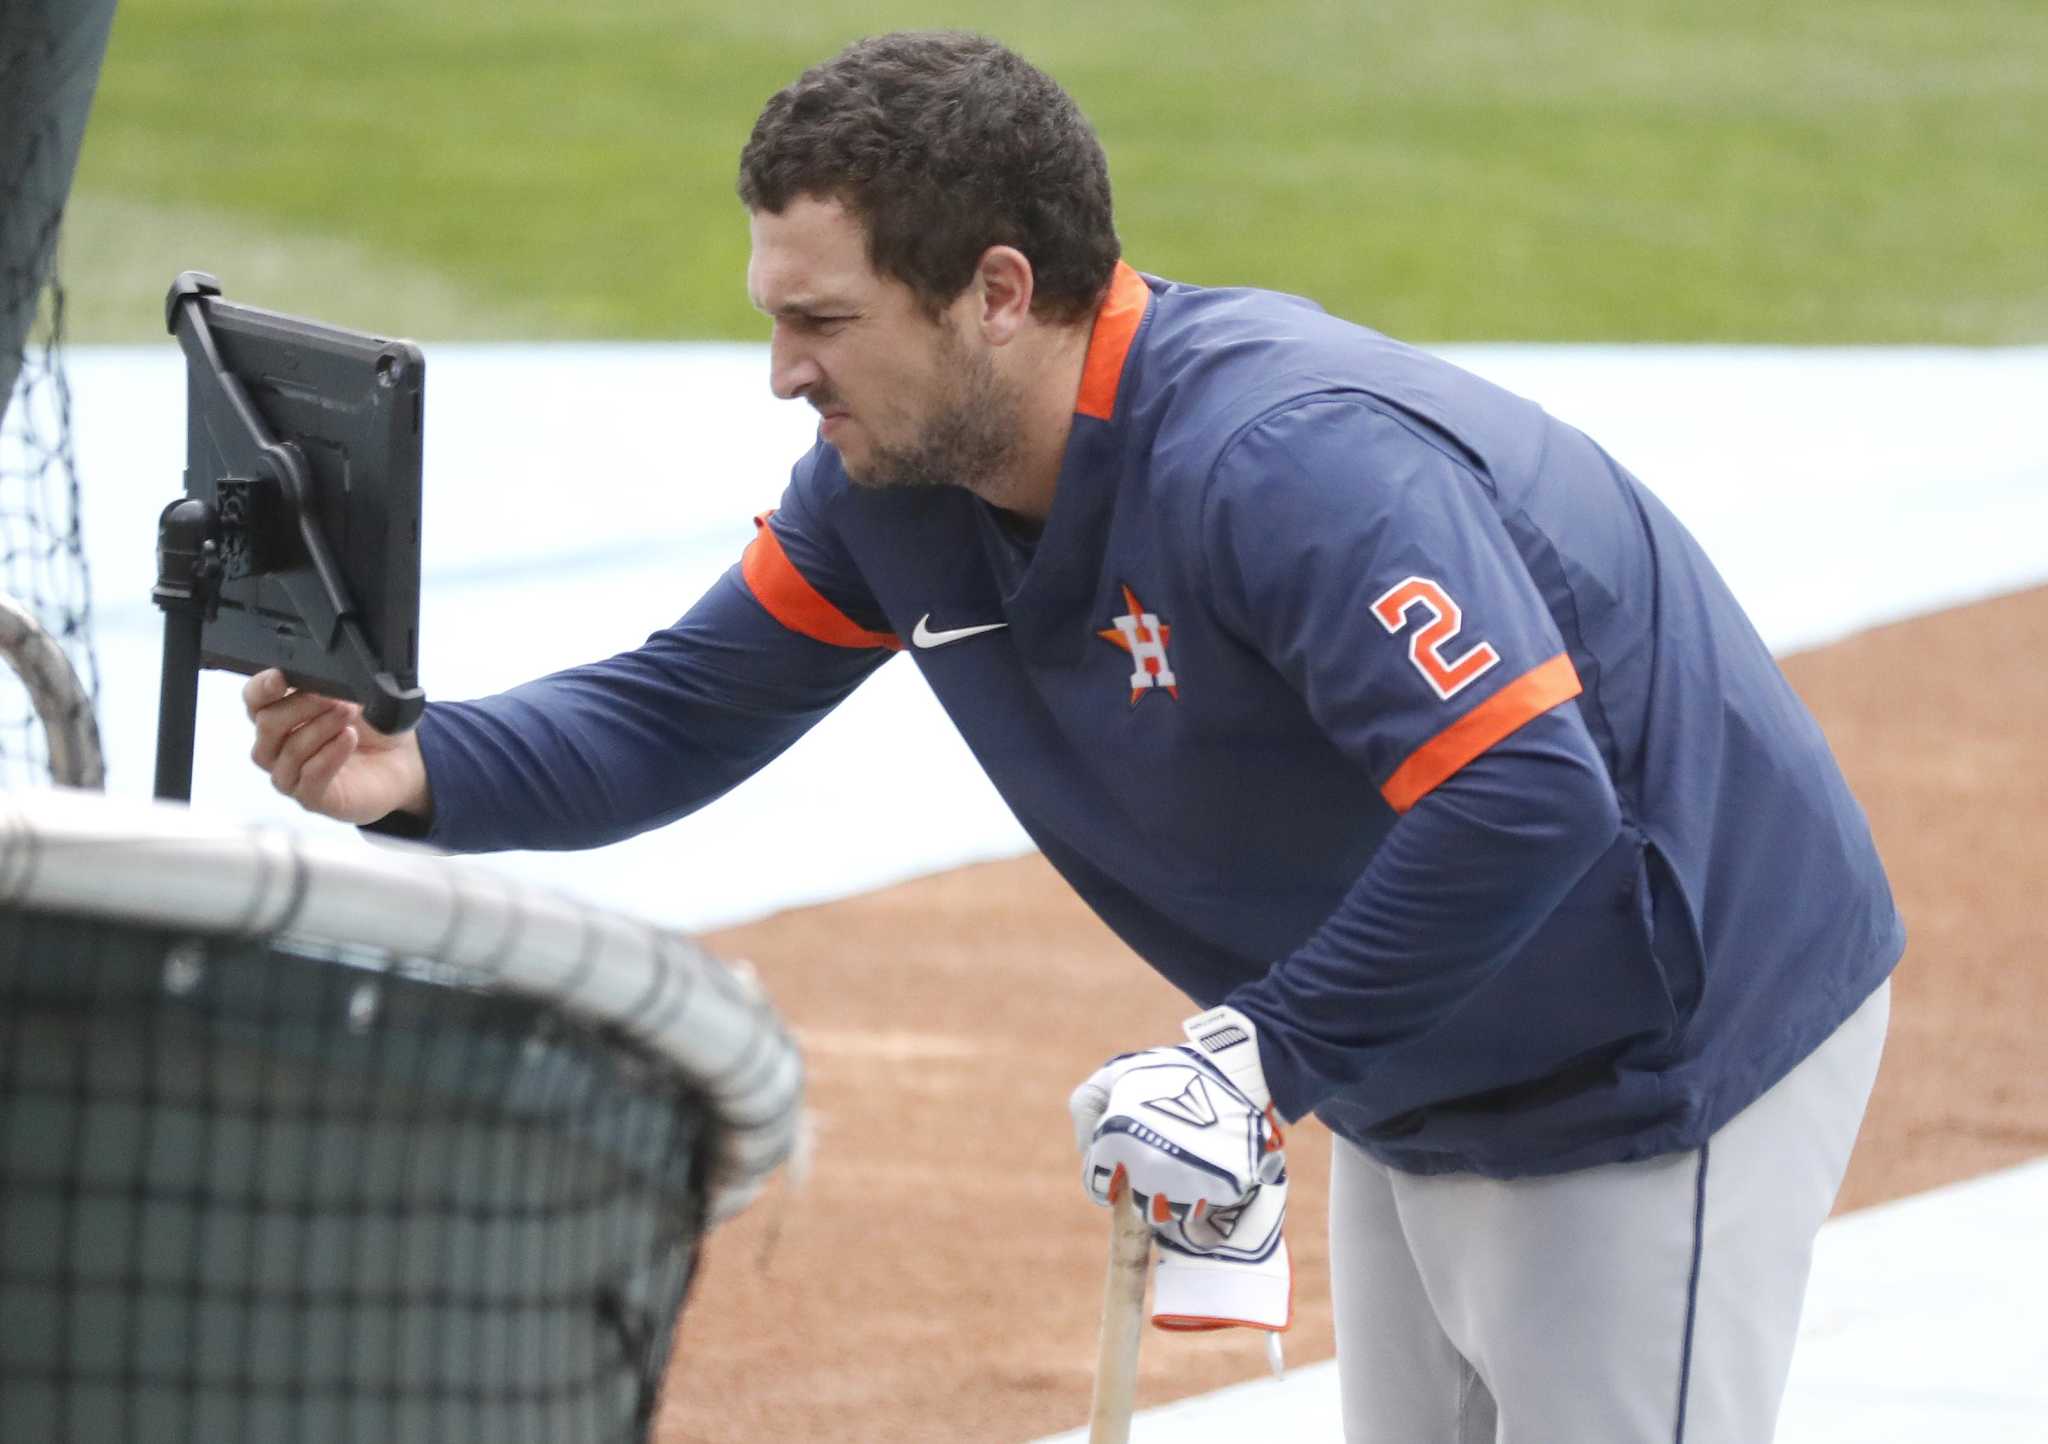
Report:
1183,1004,1275,1119
1184,1004,1287,1180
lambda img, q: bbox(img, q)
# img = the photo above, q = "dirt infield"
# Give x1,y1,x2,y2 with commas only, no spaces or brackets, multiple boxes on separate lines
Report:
659,584,2048,1443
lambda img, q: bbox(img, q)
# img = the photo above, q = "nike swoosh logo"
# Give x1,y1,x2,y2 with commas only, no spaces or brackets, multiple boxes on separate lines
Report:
911,614,1009,649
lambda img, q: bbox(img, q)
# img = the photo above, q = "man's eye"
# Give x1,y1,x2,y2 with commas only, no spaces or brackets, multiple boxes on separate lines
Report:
774,314,854,340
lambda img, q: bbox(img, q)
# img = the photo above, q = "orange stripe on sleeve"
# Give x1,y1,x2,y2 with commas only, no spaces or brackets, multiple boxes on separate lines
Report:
741,512,903,651
1380,653,1583,814
1073,261,1152,421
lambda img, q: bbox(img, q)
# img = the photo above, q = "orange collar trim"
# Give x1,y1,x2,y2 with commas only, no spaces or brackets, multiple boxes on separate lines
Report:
1073,261,1150,422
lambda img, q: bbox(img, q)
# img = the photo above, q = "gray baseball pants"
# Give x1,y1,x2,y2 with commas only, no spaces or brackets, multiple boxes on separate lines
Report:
1329,980,1891,1442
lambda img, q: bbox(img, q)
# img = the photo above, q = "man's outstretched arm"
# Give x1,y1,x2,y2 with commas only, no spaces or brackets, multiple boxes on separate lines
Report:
245,564,893,852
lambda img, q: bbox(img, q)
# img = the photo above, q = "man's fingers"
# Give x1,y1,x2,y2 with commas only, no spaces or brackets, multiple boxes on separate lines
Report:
241,667,291,715
249,688,328,769
291,723,360,808
267,704,356,798
250,689,359,770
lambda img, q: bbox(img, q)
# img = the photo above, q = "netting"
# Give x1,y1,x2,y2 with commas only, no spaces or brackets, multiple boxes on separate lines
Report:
0,915,708,1443
0,790,807,1444
1,0,108,789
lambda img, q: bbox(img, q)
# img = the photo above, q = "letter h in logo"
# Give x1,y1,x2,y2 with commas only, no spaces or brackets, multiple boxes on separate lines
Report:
1098,583,1179,704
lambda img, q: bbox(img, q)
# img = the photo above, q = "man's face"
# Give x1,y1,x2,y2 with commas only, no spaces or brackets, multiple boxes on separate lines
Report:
747,195,1016,491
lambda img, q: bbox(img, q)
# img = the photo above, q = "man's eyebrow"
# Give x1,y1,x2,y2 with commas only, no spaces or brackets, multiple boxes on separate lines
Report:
752,295,858,318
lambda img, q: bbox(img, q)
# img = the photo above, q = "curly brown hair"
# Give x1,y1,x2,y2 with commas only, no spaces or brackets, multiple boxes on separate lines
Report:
737,32,1120,324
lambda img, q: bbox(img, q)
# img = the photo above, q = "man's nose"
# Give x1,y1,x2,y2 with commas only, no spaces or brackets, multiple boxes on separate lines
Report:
768,326,822,401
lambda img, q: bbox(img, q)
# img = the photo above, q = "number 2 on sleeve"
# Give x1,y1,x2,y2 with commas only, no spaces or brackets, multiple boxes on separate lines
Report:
1372,577,1501,700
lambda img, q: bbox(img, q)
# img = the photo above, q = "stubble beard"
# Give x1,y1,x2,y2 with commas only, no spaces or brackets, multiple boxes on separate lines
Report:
846,340,1020,496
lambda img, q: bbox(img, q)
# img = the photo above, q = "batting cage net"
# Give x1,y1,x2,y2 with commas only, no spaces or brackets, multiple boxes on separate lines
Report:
1,0,110,791
0,287,99,790
0,789,805,1444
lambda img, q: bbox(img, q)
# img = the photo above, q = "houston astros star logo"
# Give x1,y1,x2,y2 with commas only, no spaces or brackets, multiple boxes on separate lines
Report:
1098,584,1178,704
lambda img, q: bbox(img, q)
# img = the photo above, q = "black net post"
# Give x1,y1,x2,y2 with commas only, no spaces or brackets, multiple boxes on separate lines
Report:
150,497,218,802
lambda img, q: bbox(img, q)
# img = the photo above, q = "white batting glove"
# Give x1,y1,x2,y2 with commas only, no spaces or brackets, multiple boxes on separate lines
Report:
1067,1005,1292,1332
1069,1006,1286,1237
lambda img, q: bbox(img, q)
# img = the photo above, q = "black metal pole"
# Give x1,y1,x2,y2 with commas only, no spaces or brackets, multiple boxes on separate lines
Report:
153,610,202,802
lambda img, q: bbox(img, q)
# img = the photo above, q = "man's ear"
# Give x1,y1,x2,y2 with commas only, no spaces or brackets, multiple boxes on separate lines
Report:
973,245,1036,344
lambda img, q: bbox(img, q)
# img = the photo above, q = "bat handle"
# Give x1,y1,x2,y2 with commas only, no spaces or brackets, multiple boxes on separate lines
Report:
1088,1180,1153,1444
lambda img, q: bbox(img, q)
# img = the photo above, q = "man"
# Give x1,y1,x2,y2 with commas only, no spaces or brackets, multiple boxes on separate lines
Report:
246,31,1901,1441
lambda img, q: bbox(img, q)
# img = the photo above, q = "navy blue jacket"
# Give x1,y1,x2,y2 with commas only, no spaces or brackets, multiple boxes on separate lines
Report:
406,265,1903,1176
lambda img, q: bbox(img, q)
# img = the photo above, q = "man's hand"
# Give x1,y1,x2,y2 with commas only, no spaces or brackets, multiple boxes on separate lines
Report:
1069,1005,1294,1332
1069,1031,1284,1254
243,668,431,825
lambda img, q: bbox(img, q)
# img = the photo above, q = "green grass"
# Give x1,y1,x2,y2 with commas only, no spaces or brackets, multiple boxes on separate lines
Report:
64,0,2048,343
